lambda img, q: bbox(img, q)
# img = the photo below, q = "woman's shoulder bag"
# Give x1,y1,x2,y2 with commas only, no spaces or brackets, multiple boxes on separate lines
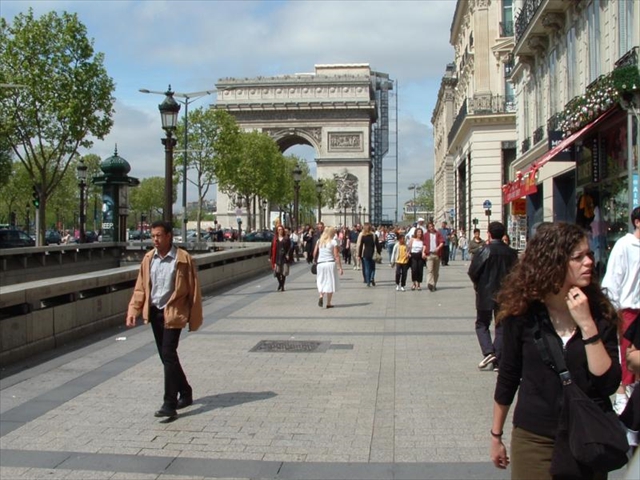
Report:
533,321,629,475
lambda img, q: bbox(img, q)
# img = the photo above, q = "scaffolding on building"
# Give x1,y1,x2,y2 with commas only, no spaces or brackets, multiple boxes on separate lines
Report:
370,72,395,225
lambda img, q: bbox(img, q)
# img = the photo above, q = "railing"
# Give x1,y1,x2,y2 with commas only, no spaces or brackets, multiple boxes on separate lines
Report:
514,0,544,43
448,94,516,146
533,126,545,144
547,112,562,132
522,137,531,154
500,20,514,37
615,46,639,69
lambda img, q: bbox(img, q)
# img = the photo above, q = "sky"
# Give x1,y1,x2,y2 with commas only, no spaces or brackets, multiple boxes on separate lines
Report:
2,0,457,220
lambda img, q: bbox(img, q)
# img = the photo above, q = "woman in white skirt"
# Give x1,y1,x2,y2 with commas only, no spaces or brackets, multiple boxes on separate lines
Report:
313,226,343,308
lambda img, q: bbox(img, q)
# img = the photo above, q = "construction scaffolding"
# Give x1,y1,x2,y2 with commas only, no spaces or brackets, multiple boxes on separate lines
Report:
370,73,394,225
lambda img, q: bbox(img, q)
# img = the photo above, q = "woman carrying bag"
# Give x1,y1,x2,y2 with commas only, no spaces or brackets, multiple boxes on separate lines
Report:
490,222,622,479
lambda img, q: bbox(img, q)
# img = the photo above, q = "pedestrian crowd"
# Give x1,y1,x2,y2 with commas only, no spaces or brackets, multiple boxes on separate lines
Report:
125,207,640,480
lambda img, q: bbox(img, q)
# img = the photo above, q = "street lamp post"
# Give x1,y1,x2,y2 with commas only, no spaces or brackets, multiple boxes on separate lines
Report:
408,183,419,222
292,166,302,233
351,205,356,226
77,159,88,243
363,207,367,223
157,87,181,224
262,199,268,230
316,179,323,222
358,205,362,224
140,87,213,240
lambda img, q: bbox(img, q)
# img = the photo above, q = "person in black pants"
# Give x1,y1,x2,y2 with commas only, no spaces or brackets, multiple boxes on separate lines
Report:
126,221,203,419
467,221,518,371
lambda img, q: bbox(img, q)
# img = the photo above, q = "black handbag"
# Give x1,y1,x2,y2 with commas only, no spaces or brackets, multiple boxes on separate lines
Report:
533,321,629,475
311,263,317,275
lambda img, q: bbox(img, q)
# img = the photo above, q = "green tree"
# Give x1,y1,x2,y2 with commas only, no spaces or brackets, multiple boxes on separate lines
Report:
416,178,434,213
175,108,239,238
0,136,12,193
0,9,115,244
215,130,285,231
129,177,173,224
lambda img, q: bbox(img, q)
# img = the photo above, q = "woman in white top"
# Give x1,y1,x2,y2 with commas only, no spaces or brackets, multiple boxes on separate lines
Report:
408,228,425,290
313,226,344,308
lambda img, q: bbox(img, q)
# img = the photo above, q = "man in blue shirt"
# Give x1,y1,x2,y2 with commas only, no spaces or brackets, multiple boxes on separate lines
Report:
439,221,451,266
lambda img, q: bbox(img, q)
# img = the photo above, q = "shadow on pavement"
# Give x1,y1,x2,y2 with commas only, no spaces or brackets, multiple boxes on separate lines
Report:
180,391,278,417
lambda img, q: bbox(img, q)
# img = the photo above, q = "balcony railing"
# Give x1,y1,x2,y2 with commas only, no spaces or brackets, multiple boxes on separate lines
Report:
514,0,544,43
447,94,515,146
615,46,639,69
522,137,531,154
533,126,544,145
547,112,562,132
500,20,514,38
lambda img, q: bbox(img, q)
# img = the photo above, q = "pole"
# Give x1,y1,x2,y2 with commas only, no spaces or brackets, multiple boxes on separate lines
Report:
628,110,636,233
35,208,40,247
293,184,300,233
162,131,175,224
79,181,86,243
182,99,189,244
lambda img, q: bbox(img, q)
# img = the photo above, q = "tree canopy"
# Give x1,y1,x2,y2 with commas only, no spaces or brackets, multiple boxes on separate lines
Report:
0,9,115,242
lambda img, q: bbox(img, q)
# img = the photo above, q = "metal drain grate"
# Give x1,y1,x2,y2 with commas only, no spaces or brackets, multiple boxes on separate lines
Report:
250,340,330,353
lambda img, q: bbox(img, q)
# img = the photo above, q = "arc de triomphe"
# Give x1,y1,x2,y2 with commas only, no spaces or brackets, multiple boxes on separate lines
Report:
213,64,391,229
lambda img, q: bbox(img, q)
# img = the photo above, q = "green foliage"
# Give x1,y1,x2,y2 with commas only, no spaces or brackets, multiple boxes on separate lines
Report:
0,8,115,241
129,177,173,219
0,137,12,192
415,179,434,212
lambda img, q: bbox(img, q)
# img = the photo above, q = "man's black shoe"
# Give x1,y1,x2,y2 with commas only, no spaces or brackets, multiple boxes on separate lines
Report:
177,395,193,410
154,406,177,418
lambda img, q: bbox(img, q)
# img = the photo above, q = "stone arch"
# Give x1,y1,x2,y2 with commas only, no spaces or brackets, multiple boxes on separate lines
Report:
212,64,390,229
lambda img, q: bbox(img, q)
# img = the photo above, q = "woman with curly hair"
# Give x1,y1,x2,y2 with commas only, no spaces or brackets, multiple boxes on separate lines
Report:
270,224,293,292
490,222,621,479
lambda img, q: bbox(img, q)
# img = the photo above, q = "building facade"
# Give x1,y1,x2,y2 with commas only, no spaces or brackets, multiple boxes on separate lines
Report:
432,0,517,243
504,0,639,267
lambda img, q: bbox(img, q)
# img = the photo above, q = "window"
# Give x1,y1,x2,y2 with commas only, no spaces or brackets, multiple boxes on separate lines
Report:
549,49,557,115
588,0,601,83
566,25,578,98
501,0,513,37
619,0,636,56
504,57,515,111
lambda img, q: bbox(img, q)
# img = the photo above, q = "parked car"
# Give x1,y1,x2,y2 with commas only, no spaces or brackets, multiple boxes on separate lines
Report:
243,229,275,242
223,228,239,241
45,230,62,245
84,231,99,243
0,229,36,248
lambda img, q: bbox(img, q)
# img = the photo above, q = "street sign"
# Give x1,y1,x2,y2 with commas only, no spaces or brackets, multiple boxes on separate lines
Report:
449,208,455,217
483,199,492,210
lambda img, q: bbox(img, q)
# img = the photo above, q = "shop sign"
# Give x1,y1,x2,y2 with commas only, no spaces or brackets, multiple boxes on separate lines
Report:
511,198,526,215
576,138,600,187
502,173,538,204
548,130,574,161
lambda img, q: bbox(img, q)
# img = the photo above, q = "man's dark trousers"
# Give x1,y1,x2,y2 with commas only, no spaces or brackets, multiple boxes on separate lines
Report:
150,306,191,409
475,308,502,364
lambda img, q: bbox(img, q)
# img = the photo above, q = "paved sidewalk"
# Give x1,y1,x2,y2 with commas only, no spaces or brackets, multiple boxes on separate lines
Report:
1,259,510,480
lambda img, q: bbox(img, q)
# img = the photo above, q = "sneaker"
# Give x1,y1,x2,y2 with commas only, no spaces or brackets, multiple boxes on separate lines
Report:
396,285,400,291
400,287,405,292
478,353,497,369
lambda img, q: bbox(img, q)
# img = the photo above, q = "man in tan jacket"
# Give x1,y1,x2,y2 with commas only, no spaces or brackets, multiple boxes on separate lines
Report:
127,220,203,419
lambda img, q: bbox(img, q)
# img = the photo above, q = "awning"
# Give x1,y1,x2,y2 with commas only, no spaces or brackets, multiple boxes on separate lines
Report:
502,108,618,204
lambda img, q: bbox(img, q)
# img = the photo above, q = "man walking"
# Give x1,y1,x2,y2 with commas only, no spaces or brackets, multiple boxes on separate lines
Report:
126,220,203,419
467,221,518,371
439,221,451,266
424,221,445,292
602,206,640,413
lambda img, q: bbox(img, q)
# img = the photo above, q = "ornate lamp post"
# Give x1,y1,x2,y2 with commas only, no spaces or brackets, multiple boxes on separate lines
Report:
76,159,88,243
316,179,324,222
351,205,356,226
292,166,302,233
262,199,268,230
363,207,367,223
158,86,180,224
358,204,362,224
408,183,419,222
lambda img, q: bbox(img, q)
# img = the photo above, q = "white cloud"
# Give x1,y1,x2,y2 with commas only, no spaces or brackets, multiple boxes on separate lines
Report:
4,0,457,212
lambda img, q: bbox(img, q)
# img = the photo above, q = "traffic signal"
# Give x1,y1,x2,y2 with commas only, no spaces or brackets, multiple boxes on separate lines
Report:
32,186,40,208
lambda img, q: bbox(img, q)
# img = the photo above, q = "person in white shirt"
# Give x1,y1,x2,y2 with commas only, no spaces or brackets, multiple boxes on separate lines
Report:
406,218,427,241
602,206,640,414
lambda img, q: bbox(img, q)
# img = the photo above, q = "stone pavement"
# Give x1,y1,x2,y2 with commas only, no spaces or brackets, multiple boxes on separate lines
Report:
0,258,511,480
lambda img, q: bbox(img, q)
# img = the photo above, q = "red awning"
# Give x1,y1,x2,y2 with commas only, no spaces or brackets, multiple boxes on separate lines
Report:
502,108,618,204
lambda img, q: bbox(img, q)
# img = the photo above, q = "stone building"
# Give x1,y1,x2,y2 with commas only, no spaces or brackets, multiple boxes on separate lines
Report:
432,0,517,240
503,0,638,263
